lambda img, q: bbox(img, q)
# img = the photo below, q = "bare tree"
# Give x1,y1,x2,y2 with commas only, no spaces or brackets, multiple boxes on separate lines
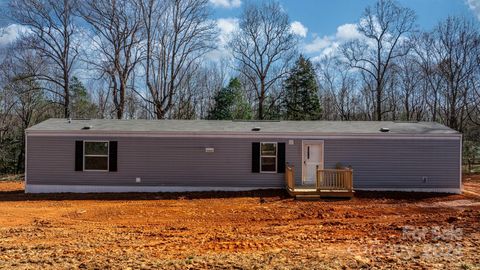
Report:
0,60,17,169
341,0,416,120
412,32,443,122
0,45,50,173
171,61,227,120
316,56,361,120
396,55,424,121
139,0,217,119
138,0,161,118
434,17,479,131
229,1,297,120
415,17,480,131
194,61,228,119
79,0,143,119
9,0,80,118
469,74,480,126
11,78,48,172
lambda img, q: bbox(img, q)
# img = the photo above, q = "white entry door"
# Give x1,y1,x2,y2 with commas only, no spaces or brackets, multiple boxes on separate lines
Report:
302,141,324,185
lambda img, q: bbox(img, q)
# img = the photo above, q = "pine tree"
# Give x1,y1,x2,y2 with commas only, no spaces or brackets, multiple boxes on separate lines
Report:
69,77,97,119
207,78,252,120
282,55,322,120
263,96,282,120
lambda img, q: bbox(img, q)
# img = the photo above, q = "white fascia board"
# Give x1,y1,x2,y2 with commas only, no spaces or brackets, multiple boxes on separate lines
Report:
26,130,462,140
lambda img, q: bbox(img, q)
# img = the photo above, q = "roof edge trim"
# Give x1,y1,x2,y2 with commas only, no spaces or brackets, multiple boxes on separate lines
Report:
25,130,462,139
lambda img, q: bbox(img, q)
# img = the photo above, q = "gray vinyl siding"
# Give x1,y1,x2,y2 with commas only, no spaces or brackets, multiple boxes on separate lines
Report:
323,138,461,189
27,136,299,188
26,134,460,190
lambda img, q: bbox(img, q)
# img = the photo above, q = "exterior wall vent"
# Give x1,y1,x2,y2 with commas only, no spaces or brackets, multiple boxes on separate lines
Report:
379,127,390,132
251,127,261,131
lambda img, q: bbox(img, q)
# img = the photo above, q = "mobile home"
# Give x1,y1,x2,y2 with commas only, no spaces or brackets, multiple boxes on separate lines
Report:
25,119,462,195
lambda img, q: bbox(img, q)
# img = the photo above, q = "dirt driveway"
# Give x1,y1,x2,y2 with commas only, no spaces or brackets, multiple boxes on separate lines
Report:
0,180,479,269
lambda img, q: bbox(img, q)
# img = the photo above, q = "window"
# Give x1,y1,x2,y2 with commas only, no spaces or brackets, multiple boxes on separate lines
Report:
260,142,277,172
84,141,109,171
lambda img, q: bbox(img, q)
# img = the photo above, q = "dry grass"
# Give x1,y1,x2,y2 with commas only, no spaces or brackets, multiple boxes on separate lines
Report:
0,178,478,269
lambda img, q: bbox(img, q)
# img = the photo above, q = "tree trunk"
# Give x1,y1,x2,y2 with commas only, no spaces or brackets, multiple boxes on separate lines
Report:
404,91,410,121
448,85,457,129
258,80,266,120
15,133,25,174
119,85,125,119
64,70,70,118
376,83,382,121
155,102,165,119
64,93,70,118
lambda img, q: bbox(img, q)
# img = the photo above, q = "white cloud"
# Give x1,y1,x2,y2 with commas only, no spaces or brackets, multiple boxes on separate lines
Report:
336,23,362,41
0,24,30,47
205,18,239,61
467,0,480,20
290,21,308,37
216,18,239,37
303,22,362,58
209,0,241,9
304,36,332,53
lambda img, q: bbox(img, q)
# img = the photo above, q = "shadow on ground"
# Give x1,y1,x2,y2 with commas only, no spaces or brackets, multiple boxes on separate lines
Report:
0,180,458,202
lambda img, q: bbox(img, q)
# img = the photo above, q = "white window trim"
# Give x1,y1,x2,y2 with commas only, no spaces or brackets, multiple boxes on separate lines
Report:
83,140,109,172
260,142,277,173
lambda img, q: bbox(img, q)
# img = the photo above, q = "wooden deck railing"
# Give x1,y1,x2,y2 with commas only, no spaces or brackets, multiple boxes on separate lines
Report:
285,165,295,191
284,164,353,198
316,167,353,191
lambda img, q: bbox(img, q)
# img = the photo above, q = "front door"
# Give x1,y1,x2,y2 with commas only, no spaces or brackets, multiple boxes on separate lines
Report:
302,141,324,185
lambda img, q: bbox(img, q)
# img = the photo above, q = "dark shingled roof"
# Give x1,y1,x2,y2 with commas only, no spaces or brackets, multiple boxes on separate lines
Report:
27,118,460,135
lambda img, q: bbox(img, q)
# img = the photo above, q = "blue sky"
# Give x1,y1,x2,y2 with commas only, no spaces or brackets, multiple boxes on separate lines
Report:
210,0,480,59
0,0,476,28
211,0,477,34
1,0,479,59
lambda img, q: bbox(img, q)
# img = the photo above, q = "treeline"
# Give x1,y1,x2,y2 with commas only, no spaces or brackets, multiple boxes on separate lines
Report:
0,0,479,174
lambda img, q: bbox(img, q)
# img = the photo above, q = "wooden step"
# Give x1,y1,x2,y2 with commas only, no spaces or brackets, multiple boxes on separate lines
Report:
295,194,321,200
319,191,354,198
288,189,354,199
295,192,354,200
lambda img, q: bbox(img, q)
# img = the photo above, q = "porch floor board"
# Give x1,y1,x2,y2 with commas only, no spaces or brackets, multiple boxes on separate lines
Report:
285,166,354,199
287,186,354,198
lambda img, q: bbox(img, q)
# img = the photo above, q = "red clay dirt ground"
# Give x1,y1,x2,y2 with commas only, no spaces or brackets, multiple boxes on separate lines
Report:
0,177,479,269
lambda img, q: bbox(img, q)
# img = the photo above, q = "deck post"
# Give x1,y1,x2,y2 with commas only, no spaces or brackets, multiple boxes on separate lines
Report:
290,165,295,190
349,169,353,190
285,164,295,195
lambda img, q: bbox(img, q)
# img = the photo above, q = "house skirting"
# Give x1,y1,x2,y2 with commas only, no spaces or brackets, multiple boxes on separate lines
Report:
25,184,280,193
355,187,462,194
25,184,462,194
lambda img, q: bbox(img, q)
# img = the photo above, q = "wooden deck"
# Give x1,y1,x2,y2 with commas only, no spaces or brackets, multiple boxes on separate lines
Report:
285,165,354,199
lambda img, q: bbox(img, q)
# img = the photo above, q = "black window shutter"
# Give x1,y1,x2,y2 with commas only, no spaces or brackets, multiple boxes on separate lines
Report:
109,141,118,172
252,142,260,173
75,141,83,171
277,142,286,173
